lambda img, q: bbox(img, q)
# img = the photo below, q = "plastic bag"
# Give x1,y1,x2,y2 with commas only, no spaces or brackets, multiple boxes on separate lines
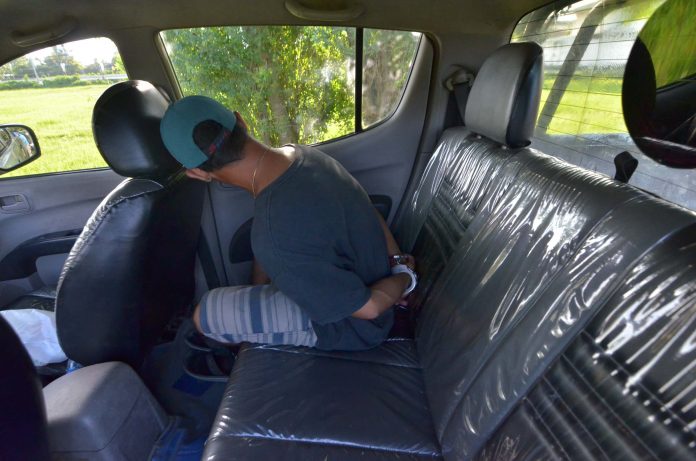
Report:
0,308,67,366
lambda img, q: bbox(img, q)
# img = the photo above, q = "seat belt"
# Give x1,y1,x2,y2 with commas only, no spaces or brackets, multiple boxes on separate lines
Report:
613,151,639,183
197,231,221,290
444,67,475,127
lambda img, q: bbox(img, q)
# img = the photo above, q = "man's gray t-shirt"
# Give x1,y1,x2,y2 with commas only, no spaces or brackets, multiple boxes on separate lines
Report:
251,145,393,350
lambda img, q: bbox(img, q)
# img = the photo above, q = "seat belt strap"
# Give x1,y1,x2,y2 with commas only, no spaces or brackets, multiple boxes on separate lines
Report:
444,67,475,124
614,151,639,183
197,231,221,290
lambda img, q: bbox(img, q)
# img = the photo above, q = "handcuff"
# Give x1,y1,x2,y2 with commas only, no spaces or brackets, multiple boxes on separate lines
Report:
389,254,417,298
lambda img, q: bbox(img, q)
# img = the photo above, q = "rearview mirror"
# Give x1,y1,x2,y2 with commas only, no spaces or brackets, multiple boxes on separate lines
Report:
0,125,41,175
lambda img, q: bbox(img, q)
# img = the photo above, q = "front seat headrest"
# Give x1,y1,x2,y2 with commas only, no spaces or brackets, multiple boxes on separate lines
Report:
465,42,543,148
92,80,181,179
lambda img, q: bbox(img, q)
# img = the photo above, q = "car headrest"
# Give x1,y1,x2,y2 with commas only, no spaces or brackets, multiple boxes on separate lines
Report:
93,80,181,179
465,42,543,148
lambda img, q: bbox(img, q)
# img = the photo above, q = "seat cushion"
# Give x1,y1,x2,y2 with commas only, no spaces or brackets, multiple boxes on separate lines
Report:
244,337,420,368
203,343,441,460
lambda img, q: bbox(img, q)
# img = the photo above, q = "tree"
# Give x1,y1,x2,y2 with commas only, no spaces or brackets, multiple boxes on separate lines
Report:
6,57,35,79
362,30,420,127
83,60,104,74
163,26,354,146
37,46,83,76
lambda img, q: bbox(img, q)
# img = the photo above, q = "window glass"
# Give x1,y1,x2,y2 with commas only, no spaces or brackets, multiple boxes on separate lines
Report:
160,27,421,145
0,37,126,178
162,26,355,146
622,0,696,169
362,29,420,128
640,0,696,88
512,0,696,211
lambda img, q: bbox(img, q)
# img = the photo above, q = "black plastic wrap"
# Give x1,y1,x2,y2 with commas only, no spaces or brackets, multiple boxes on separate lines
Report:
203,346,441,460
245,337,420,369
398,128,531,311
414,148,696,459
475,224,696,461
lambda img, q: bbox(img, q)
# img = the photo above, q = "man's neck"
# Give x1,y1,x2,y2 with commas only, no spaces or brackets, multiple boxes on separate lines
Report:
252,144,296,197
213,140,296,196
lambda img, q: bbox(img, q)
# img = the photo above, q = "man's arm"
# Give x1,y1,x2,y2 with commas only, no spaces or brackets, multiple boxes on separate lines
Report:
351,273,410,320
252,258,270,285
376,210,401,256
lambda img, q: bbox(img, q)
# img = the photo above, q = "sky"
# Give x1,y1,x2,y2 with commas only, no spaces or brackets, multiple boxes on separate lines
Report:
26,37,119,64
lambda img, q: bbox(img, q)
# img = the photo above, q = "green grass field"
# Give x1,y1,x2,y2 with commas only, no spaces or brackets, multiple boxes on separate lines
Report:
1,85,110,178
2,79,625,181
0,77,629,181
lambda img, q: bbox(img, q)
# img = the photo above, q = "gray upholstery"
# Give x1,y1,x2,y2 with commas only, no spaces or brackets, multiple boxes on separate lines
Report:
465,42,543,147
44,362,169,460
202,43,696,460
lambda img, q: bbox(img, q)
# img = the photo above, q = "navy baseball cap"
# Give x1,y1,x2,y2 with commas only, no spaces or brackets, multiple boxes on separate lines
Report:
160,95,237,168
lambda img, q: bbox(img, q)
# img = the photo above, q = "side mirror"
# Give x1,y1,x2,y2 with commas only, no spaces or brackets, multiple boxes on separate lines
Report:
0,125,41,175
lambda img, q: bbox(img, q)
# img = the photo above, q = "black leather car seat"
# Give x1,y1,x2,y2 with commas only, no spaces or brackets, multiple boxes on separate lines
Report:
200,41,696,461
55,80,204,368
0,315,50,461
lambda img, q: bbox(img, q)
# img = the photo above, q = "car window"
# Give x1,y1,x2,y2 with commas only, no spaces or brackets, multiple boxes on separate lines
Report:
512,0,696,211
160,26,421,146
0,37,126,179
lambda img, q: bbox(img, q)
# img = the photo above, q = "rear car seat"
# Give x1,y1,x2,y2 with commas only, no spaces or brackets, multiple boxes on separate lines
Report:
201,43,696,460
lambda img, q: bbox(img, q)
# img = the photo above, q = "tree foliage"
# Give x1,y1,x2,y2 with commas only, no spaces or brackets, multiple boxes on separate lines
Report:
163,26,420,146
37,46,83,76
362,30,420,128
3,57,35,79
163,26,355,145
639,0,696,88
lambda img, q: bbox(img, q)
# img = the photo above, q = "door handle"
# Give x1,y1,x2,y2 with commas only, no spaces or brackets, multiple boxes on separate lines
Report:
0,194,30,212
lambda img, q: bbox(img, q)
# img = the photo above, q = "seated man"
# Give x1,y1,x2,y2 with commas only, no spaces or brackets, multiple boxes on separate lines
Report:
160,96,417,351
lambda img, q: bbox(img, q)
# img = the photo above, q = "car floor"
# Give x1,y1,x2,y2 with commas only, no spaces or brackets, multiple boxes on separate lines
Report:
141,319,228,460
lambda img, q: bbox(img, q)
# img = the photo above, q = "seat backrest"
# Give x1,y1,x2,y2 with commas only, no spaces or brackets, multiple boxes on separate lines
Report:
56,81,204,368
405,43,696,460
426,174,695,459
0,315,50,461
475,222,696,461
395,43,544,309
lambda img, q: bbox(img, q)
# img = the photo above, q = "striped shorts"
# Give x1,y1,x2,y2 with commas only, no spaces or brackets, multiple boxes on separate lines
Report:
198,284,318,347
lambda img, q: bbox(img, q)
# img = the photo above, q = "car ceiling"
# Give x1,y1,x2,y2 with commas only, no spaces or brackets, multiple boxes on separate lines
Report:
0,0,552,63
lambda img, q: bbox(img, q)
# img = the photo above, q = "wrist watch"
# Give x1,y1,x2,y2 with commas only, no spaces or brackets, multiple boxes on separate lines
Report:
391,263,418,297
390,254,410,266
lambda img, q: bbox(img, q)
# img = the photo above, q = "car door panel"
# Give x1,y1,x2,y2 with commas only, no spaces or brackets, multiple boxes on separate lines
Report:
0,169,122,306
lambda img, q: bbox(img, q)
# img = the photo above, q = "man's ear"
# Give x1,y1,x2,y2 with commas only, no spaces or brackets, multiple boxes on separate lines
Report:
185,168,212,182
234,111,249,131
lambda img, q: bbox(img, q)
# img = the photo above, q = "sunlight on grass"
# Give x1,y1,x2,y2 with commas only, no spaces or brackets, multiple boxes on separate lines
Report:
1,85,110,178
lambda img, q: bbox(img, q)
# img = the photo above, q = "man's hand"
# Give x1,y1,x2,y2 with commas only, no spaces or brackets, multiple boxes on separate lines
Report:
395,254,416,306
351,272,411,320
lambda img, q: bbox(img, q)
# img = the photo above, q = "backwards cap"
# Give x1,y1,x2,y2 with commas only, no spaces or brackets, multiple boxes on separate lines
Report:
160,95,237,168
